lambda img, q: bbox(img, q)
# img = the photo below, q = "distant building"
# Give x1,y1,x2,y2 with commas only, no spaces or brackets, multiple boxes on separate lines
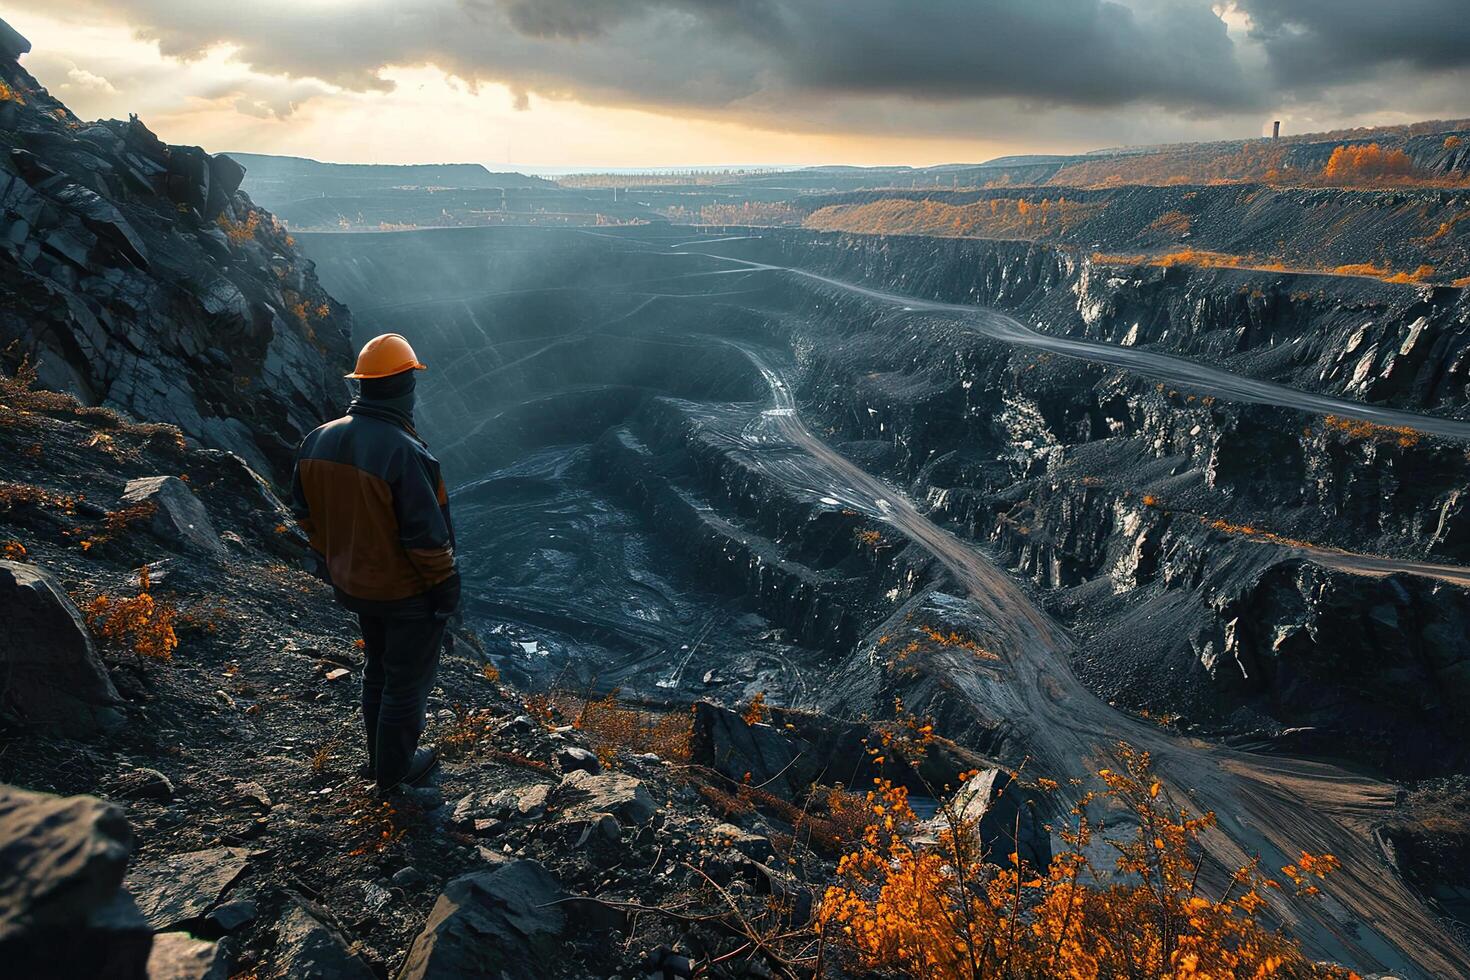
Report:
1272,120,1281,140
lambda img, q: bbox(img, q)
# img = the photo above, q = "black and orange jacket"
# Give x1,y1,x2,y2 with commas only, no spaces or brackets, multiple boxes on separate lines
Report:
290,413,456,603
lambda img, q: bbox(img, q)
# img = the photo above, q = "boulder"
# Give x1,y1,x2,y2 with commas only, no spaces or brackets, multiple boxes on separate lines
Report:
120,476,225,557
554,769,655,826
205,898,257,933
451,783,551,827
690,701,808,800
0,560,126,736
146,932,229,980
271,895,374,980
165,146,211,215
921,769,1051,871
397,861,569,980
0,16,29,61
0,783,152,978
555,745,599,775
125,847,249,930
205,155,246,220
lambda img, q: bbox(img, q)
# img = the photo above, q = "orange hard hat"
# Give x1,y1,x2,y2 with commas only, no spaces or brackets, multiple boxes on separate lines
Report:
345,333,427,379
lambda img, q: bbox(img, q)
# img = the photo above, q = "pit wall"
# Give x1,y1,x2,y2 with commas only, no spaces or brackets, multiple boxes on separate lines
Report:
742,229,1470,417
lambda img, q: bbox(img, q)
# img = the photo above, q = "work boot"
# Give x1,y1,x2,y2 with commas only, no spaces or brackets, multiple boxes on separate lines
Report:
376,746,438,795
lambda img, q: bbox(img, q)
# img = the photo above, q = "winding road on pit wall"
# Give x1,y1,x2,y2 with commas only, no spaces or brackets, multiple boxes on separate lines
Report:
642,232,1470,976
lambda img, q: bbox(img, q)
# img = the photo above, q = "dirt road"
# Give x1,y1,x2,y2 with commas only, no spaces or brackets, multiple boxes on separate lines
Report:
732,341,1469,977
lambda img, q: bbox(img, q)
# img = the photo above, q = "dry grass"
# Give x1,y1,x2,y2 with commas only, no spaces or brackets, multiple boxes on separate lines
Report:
569,692,693,767
804,195,1105,240
0,482,77,513
0,356,185,449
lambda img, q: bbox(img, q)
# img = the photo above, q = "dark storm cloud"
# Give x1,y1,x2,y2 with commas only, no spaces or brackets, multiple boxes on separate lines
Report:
43,0,1263,124
34,0,1470,140
1238,0,1470,89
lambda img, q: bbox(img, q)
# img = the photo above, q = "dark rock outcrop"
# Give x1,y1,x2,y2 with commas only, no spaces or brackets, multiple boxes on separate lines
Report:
146,932,230,980
0,559,125,736
271,895,374,980
919,768,1051,871
120,475,224,557
0,782,152,978
397,861,571,980
553,769,655,827
0,20,352,482
125,846,250,931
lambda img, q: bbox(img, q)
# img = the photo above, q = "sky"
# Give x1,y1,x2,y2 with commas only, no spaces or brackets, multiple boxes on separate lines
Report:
6,1,1470,171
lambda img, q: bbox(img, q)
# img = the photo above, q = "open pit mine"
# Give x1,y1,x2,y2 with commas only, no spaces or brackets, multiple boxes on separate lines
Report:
296,220,1470,975
3,10,1470,977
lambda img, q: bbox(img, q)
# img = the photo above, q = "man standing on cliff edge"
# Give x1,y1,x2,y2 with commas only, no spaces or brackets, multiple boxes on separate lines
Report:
291,333,460,794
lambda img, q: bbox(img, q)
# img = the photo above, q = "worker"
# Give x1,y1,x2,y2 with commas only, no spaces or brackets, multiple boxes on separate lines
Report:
290,333,460,794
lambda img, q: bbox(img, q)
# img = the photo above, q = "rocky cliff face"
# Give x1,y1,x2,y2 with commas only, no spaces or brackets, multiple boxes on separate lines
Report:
756,229,1470,417
801,183,1470,294
0,23,352,481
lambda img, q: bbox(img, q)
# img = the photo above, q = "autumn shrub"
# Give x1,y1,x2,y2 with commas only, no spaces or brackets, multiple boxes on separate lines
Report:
1446,135,1463,150
83,565,179,661
1,539,25,560
216,210,261,245
820,744,1351,979
571,691,693,766
440,702,496,759
741,691,770,726
1322,143,1417,185
1323,413,1421,448
700,201,803,226
0,80,24,104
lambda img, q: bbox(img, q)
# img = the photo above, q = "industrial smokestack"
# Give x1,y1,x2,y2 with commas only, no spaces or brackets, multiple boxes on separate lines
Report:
1272,120,1281,140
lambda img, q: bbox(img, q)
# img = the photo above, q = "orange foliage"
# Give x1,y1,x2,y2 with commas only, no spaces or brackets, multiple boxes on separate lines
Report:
1048,142,1291,188
697,201,803,226
1092,250,1436,285
804,195,1104,241
820,744,1351,979
577,692,693,765
1427,211,1470,242
1146,210,1192,235
216,211,261,245
741,691,770,726
1323,414,1421,448
84,565,179,661
0,80,24,105
347,797,408,855
1321,143,1417,184
1446,136,1464,150
2,539,26,560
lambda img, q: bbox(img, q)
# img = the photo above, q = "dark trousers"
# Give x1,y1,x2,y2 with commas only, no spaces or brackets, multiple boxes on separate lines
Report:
359,613,445,790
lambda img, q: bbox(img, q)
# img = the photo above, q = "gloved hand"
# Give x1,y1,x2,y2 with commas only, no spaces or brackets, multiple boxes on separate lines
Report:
428,570,462,618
